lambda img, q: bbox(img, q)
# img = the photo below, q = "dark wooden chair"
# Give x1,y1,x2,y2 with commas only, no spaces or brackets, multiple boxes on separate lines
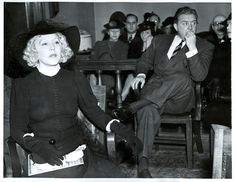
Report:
153,82,202,168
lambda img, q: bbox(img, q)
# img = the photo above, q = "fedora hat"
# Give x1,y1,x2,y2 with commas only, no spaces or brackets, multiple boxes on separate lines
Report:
7,20,80,70
104,20,125,29
138,21,155,32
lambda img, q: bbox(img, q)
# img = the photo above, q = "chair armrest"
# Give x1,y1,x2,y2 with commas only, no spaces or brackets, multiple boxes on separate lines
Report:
106,132,116,161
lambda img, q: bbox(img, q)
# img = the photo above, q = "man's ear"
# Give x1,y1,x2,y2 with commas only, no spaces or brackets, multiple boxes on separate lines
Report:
211,24,214,31
173,23,178,31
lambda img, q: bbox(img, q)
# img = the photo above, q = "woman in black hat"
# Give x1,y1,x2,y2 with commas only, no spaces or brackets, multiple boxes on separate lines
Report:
90,20,128,95
10,21,142,178
161,16,176,35
138,21,155,52
121,21,155,102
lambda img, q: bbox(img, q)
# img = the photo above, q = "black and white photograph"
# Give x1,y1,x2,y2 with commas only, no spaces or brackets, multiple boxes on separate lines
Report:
2,0,233,180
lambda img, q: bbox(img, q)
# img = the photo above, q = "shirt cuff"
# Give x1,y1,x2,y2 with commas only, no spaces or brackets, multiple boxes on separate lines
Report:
23,133,34,138
185,48,198,58
137,73,146,79
106,119,120,132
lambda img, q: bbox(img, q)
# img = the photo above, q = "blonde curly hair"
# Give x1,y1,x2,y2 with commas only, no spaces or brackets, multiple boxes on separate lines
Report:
23,32,73,67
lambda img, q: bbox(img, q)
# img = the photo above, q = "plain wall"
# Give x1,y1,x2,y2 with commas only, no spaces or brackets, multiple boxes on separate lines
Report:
94,2,231,41
52,2,96,43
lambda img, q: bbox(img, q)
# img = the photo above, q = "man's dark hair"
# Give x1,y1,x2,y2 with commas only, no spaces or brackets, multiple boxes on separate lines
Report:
126,13,138,22
174,6,198,23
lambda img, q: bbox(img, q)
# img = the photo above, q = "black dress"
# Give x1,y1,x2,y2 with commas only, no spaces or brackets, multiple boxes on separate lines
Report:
10,68,125,177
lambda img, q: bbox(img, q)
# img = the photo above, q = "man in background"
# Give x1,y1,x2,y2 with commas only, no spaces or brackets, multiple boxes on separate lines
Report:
120,13,143,59
198,14,226,45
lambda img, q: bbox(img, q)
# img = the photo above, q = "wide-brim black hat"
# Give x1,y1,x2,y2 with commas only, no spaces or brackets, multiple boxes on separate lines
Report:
109,11,126,24
138,21,155,32
162,17,174,27
7,20,80,70
104,20,125,29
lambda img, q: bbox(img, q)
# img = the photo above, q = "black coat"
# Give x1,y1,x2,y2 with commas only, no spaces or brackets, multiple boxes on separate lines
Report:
120,31,143,59
10,68,112,155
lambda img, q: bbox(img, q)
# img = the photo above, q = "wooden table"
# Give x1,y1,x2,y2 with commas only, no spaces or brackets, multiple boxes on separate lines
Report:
77,59,137,108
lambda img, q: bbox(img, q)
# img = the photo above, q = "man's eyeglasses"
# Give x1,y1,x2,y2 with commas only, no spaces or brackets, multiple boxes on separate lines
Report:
212,22,223,27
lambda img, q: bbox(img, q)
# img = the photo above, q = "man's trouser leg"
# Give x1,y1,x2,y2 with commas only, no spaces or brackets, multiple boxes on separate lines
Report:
136,73,194,159
141,73,194,111
136,104,161,159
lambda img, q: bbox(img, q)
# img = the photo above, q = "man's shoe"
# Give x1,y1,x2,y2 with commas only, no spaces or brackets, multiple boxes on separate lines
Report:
137,169,152,178
112,107,133,122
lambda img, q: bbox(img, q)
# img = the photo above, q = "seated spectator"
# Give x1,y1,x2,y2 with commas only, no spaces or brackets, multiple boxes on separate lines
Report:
161,16,176,35
103,11,126,40
120,13,143,59
139,21,155,52
119,14,143,101
204,13,231,128
202,14,229,102
147,12,163,35
90,20,128,94
197,14,226,45
121,21,155,101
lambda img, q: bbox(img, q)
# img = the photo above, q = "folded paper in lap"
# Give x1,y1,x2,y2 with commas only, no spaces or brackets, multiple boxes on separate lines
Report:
28,144,86,176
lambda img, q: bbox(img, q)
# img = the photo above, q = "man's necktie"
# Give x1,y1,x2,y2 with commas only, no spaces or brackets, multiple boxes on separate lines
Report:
128,35,133,43
170,40,184,60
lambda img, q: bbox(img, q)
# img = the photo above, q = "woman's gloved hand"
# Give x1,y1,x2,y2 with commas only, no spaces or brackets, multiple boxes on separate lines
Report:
23,136,64,166
110,121,143,156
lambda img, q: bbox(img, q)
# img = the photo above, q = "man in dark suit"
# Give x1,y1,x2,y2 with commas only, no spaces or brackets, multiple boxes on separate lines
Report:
114,6,214,178
120,13,143,59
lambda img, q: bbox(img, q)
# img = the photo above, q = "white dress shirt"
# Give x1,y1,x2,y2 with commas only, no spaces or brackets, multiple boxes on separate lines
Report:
167,35,198,60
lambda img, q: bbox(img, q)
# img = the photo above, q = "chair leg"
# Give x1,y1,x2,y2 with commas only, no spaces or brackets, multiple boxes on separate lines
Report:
186,120,193,168
193,121,204,153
